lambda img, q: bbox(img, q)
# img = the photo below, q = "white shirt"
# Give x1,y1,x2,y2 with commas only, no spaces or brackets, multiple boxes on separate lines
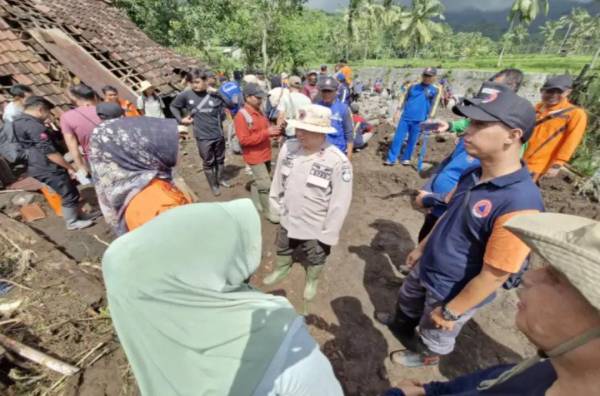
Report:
137,95,165,118
277,92,311,137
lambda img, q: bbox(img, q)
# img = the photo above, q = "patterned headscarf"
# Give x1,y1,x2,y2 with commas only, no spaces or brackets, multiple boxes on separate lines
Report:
89,116,179,235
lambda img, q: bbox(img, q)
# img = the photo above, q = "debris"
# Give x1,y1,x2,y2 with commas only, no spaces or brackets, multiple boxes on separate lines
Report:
0,333,80,376
7,177,45,192
0,298,23,317
93,235,110,247
10,192,36,207
19,203,46,223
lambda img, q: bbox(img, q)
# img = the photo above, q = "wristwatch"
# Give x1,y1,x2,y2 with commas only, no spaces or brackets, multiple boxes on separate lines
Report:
441,305,462,321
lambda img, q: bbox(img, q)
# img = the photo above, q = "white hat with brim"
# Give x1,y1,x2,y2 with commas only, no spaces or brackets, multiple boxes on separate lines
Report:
505,213,600,309
139,81,154,94
286,104,337,134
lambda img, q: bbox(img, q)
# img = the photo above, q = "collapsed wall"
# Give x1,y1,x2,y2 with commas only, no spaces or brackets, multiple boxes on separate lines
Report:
355,67,549,104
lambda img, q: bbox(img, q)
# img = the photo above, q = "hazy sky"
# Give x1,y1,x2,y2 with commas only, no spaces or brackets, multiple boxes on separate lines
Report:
307,0,592,12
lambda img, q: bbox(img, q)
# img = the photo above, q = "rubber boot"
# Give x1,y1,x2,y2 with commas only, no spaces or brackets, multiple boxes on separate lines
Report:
62,206,93,231
250,184,263,212
263,255,293,286
215,165,231,188
258,190,279,224
303,264,325,301
390,310,420,339
204,169,221,196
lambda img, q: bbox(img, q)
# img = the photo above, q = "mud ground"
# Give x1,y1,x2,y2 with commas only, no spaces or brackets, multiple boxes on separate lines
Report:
0,118,597,395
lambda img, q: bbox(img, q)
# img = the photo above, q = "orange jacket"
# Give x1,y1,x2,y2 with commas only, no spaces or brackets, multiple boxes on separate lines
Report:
524,99,587,178
119,98,141,117
125,179,191,232
340,65,353,85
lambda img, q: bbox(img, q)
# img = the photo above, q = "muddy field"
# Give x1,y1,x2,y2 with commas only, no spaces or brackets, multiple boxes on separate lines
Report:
0,119,597,395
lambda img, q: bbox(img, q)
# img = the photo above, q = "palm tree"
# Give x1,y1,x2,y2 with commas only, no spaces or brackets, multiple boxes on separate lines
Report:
397,0,445,58
498,0,549,66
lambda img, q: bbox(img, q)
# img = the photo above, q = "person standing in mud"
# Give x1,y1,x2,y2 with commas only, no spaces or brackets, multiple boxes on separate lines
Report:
264,104,352,304
376,84,544,368
170,68,233,197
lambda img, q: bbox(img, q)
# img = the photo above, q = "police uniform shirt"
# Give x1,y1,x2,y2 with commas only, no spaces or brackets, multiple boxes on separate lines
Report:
269,139,353,246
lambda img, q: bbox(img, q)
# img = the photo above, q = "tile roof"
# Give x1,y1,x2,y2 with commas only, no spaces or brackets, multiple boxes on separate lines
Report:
0,0,201,116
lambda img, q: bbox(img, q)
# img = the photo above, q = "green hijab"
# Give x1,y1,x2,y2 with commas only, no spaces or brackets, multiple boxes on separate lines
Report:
103,199,298,396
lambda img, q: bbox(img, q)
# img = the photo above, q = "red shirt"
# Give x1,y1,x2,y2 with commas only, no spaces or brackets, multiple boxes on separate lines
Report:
234,104,272,165
303,84,319,102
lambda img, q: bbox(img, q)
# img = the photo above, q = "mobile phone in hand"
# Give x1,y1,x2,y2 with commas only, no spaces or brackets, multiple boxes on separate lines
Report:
420,122,441,131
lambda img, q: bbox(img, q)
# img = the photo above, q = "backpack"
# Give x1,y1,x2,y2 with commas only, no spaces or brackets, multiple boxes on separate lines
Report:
0,121,27,163
230,108,254,155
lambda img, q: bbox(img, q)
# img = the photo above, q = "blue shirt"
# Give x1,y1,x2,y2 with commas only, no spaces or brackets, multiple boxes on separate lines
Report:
337,83,351,106
420,165,544,302
402,83,438,121
422,139,481,217
318,100,353,153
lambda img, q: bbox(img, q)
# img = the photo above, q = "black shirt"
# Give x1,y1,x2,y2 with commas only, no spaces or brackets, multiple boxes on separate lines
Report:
12,114,61,176
170,90,231,141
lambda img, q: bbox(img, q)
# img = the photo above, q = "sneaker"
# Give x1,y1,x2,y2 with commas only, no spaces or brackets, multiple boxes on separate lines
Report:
374,311,394,326
390,349,439,368
401,160,411,166
66,219,94,231
383,160,395,166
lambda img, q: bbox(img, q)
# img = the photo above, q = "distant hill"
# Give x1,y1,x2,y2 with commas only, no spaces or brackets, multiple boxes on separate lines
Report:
445,0,600,39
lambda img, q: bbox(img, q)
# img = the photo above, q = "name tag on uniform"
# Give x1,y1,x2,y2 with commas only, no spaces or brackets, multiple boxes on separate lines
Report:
308,163,333,188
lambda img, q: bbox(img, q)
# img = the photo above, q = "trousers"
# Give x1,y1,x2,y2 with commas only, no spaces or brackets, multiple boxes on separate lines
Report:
397,264,477,355
387,119,422,163
276,226,331,267
196,137,226,168
35,170,80,208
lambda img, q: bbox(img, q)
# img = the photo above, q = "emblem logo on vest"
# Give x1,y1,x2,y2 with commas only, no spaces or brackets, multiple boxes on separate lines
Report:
472,199,493,218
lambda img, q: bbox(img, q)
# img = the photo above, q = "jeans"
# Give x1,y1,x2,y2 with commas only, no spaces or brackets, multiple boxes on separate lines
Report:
397,264,478,355
387,119,422,163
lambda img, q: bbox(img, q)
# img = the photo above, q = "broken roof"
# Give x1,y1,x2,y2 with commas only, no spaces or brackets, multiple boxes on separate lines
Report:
0,0,201,114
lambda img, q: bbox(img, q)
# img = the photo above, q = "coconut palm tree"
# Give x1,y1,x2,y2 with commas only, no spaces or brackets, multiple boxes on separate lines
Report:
397,0,445,58
498,0,549,66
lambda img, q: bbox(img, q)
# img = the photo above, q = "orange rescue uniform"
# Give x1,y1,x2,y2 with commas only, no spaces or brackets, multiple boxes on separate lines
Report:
524,98,587,180
119,98,141,117
340,65,353,85
124,179,191,232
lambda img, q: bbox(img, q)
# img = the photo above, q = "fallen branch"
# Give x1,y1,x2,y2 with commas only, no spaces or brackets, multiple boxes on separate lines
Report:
92,235,110,247
0,333,79,376
0,278,32,291
0,318,21,326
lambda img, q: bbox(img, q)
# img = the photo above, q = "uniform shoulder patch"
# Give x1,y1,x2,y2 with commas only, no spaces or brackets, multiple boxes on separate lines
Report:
341,162,353,183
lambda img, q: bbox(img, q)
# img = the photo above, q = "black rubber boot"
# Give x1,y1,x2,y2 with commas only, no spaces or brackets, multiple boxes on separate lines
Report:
204,169,221,196
215,164,231,188
389,309,420,339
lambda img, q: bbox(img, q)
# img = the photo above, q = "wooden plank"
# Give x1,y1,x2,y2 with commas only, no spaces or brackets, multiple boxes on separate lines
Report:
28,28,138,103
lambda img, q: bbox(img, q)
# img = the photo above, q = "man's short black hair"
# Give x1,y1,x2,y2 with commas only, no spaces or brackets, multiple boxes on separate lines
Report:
190,68,209,80
9,84,33,99
101,85,118,95
69,84,97,101
490,68,524,93
24,96,55,111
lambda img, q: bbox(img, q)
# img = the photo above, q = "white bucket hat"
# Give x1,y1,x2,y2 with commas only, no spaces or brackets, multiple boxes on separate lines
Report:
286,104,336,134
139,81,154,94
505,212,600,308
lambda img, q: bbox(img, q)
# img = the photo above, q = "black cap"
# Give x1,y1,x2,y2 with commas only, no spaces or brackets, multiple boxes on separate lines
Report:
542,75,573,92
96,102,124,120
423,67,437,77
243,83,267,98
453,82,536,142
318,77,339,91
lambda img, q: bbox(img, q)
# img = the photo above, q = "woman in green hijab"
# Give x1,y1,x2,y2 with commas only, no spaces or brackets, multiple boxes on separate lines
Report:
103,198,343,396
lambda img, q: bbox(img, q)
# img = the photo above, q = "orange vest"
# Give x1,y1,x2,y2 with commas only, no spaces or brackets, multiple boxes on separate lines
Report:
524,99,587,178
119,98,141,117
125,179,191,232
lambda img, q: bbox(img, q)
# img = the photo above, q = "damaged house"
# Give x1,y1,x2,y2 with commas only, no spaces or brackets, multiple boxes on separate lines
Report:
0,0,200,116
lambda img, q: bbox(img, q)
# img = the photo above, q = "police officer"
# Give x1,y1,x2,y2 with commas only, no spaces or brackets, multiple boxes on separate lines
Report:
265,104,353,302
317,77,354,159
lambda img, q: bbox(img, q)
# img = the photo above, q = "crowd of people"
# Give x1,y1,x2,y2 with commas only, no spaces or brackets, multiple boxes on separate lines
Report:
0,57,597,396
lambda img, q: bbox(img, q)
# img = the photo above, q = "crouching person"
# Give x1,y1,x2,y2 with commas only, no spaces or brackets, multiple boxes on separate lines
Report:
103,199,343,396
264,104,353,303
13,96,93,230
